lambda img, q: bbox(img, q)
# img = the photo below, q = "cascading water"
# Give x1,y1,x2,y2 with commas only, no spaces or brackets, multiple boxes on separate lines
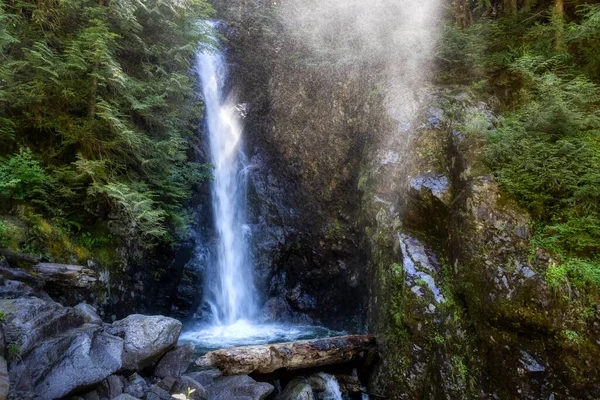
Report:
180,24,339,351
195,26,257,326
318,373,343,400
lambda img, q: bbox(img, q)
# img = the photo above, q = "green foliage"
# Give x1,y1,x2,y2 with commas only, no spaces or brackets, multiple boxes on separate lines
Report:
0,0,214,257
0,310,5,321
0,149,48,201
7,343,19,360
441,2,600,291
546,258,600,289
0,220,8,247
561,329,582,344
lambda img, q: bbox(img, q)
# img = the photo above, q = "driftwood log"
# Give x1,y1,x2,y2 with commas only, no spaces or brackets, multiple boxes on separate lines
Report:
194,335,376,375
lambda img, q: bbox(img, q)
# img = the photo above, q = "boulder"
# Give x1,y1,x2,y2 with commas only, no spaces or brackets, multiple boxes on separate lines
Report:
145,384,171,400
207,375,273,400
75,303,103,325
153,343,194,378
184,368,221,386
0,356,8,400
276,377,314,400
156,376,176,392
112,395,139,400
307,374,326,392
100,374,124,399
124,373,148,398
171,376,207,400
110,315,182,371
10,324,123,399
0,296,84,356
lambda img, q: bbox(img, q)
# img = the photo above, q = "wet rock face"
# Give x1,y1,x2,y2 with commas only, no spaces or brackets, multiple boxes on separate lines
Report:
450,175,552,324
363,92,600,399
223,18,386,331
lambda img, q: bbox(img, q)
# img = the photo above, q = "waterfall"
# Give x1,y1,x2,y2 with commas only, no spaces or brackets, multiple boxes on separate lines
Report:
318,373,343,400
195,28,257,325
180,23,339,352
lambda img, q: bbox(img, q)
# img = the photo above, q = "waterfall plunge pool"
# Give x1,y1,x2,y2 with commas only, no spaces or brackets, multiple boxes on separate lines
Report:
179,320,343,355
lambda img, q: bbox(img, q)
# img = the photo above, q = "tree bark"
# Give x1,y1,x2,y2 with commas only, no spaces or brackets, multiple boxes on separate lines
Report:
194,335,377,375
554,0,566,53
455,0,472,29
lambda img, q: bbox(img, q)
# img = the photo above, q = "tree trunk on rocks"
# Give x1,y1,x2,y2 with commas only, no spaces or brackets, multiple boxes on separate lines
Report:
31,262,97,288
195,335,376,375
0,249,39,265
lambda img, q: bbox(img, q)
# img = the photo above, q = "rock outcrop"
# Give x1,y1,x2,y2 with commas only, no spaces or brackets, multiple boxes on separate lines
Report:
0,262,186,399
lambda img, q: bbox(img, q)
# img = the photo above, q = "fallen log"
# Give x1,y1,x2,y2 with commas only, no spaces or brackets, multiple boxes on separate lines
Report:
0,249,40,265
32,263,97,288
194,335,376,375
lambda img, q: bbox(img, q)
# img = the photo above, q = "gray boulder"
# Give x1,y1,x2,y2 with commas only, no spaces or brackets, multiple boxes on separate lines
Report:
171,376,207,400
153,343,194,378
184,368,221,386
0,296,84,356
75,303,103,325
111,315,182,371
276,377,314,400
145,384,171,400
112,395,139,400
124,373,148,398
100,374,124,399
10,324,123,399
156,376,176,392
308,374,326,392
0,279,38,299
207,375,274,400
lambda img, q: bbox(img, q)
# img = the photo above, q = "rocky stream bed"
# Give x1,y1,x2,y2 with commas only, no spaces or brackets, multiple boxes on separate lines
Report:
0,257,375,400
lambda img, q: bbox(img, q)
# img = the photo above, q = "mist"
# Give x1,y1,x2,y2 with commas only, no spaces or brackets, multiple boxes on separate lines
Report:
278,0,443,122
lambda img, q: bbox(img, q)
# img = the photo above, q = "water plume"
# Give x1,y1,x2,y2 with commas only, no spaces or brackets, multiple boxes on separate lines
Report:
279,0,442,123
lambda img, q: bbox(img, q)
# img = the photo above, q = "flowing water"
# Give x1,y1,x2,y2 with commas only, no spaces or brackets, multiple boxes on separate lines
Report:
318,373,343,400
196,33,257,325
182,26,339,352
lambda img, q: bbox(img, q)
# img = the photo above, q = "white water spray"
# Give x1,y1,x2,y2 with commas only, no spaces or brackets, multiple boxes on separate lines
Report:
318,373,343,400
196,29,257,325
